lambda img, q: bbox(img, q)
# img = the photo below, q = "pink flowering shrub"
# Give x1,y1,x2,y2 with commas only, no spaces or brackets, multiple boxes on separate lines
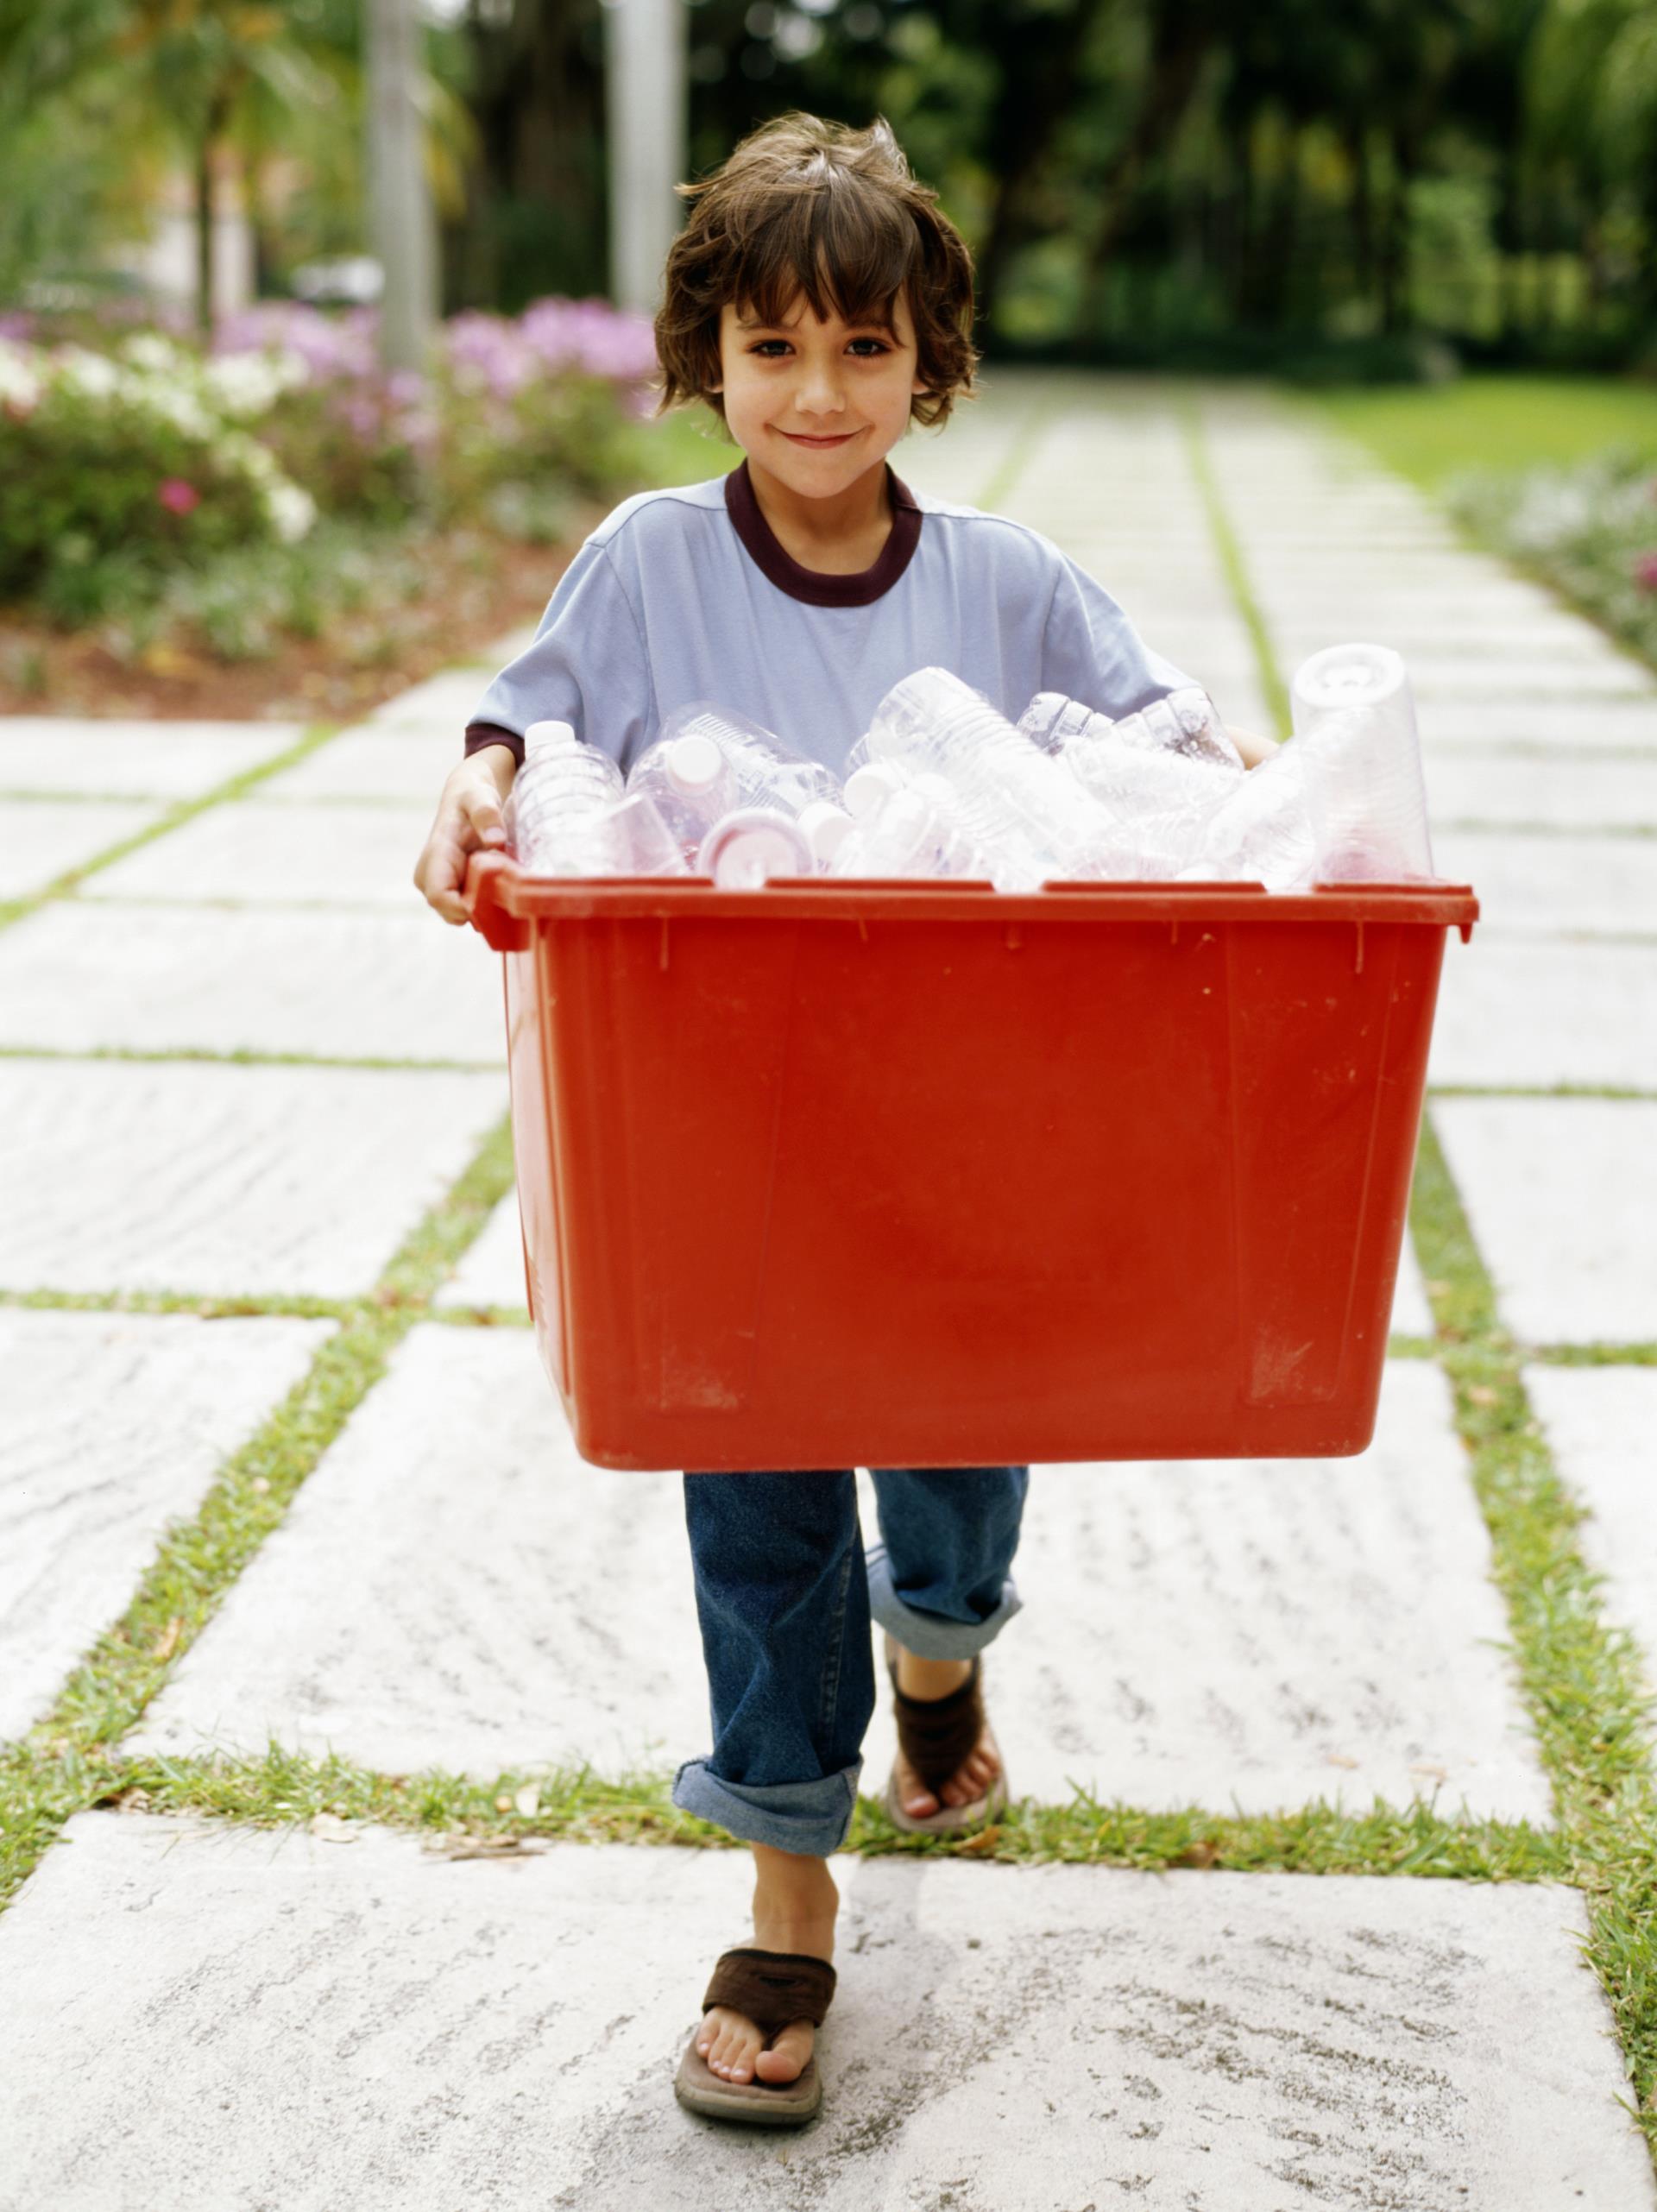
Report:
0,293,662,624
210,295,659,522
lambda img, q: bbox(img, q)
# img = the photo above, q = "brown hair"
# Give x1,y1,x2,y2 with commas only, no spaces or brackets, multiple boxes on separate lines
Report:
653,112,978,432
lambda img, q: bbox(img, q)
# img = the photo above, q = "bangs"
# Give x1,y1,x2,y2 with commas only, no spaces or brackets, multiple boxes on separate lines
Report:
731,179,918,334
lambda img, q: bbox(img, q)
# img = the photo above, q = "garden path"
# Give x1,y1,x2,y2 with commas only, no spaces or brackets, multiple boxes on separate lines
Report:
2,374,1654,2208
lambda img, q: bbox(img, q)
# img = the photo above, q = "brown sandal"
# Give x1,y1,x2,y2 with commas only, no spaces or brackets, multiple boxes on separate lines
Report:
673,1946,837,2126
884,1631,1009,1836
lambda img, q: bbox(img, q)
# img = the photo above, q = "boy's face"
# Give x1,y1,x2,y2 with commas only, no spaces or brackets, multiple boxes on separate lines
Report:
713,287,929,495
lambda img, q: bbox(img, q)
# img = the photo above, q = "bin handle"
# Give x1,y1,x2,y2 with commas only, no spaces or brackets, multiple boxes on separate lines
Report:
463,849,530,953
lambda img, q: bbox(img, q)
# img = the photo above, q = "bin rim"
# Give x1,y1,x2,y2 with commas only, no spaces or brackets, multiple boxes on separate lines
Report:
463,849,1478,944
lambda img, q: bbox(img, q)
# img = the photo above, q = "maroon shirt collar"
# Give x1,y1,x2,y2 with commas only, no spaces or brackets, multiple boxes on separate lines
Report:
724,457,922,608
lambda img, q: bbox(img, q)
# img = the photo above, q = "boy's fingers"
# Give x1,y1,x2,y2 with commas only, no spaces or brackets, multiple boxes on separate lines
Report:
413,829,473,922
459,787,507,845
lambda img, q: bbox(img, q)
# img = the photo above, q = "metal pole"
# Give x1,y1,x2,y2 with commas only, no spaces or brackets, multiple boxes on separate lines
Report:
365,0,438,373
603,0,688,316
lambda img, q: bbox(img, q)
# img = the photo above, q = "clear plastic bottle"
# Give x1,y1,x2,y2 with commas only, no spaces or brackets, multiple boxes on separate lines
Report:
506,720,688,878
866,667,1113,890
1289,643,1434,882
831,775,994,880
1185,740,1317,892
698,806,814,888
624,728,739,863
659,703,844,818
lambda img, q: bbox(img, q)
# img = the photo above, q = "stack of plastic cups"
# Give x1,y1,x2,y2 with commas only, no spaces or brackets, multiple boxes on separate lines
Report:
1288,643,1434,883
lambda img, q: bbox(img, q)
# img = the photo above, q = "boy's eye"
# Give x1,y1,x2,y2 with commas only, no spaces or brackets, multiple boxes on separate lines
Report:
747,337,892,358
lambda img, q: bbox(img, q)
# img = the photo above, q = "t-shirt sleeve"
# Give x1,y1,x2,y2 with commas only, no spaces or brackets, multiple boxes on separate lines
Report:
1040,550,1200,717
462,538,655,771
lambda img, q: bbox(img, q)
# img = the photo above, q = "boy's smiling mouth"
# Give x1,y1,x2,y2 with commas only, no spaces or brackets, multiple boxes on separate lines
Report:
777,428,865,449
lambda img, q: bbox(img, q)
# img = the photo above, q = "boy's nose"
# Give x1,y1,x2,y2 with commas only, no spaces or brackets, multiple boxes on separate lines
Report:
793,375,845,419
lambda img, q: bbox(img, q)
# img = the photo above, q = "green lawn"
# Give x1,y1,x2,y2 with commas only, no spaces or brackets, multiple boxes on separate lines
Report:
624,403,739,488
1308,374,1657,490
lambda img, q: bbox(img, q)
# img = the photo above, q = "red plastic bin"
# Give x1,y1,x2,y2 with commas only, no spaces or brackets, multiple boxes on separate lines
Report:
464,853,1477,1470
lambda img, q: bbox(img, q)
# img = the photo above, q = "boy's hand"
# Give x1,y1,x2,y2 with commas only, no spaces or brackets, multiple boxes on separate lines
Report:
413,745,517,924
1232,728,1282,770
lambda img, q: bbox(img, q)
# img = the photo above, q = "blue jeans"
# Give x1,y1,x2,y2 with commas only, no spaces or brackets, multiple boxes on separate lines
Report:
671,1465,1029,1856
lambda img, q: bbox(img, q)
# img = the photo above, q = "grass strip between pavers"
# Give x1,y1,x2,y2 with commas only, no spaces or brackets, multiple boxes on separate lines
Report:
0,1043,501,1074
1180,405,1294,741
3,1738,1563,1884
0,1112,517,1911
1412,1113,1657,2147
0,722,341,937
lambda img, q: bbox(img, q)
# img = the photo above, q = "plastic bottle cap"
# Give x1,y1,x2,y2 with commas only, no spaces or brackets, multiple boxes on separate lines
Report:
797,800,854,862
699,807,811,889
524,719,578,757
845,763,904,818
666,731,724,796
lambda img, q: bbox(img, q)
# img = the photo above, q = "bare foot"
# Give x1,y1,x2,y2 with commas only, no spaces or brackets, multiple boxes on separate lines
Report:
888,1635,1003,1819
696,1844,838,2087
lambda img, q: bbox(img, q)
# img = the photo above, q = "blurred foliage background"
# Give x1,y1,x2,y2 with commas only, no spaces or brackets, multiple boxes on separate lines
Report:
6,0,1657,376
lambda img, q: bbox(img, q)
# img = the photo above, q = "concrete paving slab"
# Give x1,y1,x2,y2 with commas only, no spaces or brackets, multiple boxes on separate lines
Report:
135,1337,1547,1820
129,1325,700,1775
1526,1365,1657,1666
369,668,496,728
253,722,463,804
1417,700,1657,753
1433,1097,1657,1343
0,902,504,1065
1,1815,1645,2212
1390,1236,1434,1336
0,798,163,898
0,1060,505,1298
432,1191,527,1308
0,720,301,799
1432,829,1657,936
1431,937,1657,1090
1426,751,1657,831
0,1309,330,1742
1408,658,1654,702
865,1360,1546,1821
85,797,433,908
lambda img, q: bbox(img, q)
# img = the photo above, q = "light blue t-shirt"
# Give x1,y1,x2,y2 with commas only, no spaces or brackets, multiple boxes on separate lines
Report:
464,460,1195,777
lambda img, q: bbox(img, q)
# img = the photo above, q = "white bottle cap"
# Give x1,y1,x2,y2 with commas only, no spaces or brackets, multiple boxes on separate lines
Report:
524,718,577,758
845,762,904,818
699,808,811,889
797,800,854,864
666,730,724,797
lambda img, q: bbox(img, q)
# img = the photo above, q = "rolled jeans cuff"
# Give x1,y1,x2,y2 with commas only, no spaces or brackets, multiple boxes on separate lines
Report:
864,1541,1024,1660
671,1756,864,1856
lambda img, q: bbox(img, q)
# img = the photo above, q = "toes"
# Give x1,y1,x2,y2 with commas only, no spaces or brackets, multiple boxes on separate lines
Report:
753,2020,815,2085
702,2009,765,2083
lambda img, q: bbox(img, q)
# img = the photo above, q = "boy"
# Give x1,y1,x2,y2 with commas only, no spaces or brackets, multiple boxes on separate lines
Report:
413,110,1273,2128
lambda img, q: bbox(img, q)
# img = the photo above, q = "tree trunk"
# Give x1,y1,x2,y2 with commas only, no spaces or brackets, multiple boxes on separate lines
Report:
194,133,214,334
1346,123,1373,312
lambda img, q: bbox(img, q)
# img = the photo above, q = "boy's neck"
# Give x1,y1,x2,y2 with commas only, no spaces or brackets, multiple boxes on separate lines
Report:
743,452,894,575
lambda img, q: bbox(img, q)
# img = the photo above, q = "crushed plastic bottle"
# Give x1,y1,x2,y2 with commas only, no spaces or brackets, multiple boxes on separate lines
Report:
507,721,686,879
1289,642,1434,882
866,667,1113,890
699,806,814,888
1043,688,1245,879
